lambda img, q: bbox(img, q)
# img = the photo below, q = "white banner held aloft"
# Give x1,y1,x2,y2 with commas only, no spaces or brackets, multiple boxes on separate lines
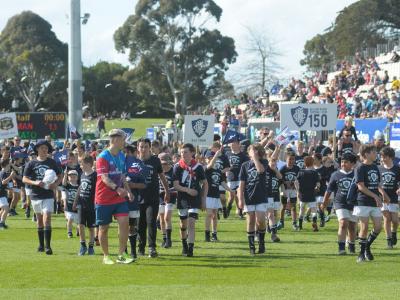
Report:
280,104,337,131
183,115,215,146
0,112,18,139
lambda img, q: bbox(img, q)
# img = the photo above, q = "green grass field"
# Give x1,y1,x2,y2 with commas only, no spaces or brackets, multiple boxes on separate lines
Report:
83,119,168,139
0,208,399,299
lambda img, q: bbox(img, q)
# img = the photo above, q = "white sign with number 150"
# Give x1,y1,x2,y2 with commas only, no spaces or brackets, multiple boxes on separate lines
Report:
280,103,337,131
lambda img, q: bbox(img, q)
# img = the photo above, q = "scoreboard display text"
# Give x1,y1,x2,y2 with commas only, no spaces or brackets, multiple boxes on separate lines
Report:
16,112,66,139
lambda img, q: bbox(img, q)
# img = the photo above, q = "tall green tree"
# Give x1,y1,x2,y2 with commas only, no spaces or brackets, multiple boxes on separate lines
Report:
83,61,137,115
0,11,67,111
114,0,237,114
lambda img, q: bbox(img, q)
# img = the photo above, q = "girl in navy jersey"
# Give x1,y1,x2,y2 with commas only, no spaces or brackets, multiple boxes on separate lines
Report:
226,139,249,219
379,147,400,249
295,156,320,232
238,144,269,255
173,143,208,257
62,170,79,238
204,148,233,242
279,152,300,230
158,153,177,248
322,153,358,255
354,144,389,263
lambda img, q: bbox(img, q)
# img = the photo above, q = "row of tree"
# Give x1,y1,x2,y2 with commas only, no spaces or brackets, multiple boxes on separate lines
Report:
0,1,238,116
301,0,400,71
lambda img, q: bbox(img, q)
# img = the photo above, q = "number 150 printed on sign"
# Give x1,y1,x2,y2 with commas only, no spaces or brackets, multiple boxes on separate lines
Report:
280,104,337,131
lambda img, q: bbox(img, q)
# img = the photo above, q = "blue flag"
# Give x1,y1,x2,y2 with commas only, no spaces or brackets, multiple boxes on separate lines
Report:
120,128,135,143
11,151,28,159
223,129,245,145
54,149,69,166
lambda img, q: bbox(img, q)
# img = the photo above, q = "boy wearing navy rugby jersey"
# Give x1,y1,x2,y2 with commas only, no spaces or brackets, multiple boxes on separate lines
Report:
354,144,389,263
294,141,308,169
62,170,79,238
173,143,208,257
23,140,63,255
313,153,331,227
0,160,16,229
72,155,97,256
378,147,400,249
210,142,230,219
238,144,269,255
158,153,176,248
204,148,233,242
226,140,249,219
279,152,300,230
295,156,320,232
125,147,147,259
137,138,170,258
9,153,26,216
322,153,358,255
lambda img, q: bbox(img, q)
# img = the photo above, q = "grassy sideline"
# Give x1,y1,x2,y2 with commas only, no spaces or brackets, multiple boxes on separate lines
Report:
0,207,399,299
83,118,168,139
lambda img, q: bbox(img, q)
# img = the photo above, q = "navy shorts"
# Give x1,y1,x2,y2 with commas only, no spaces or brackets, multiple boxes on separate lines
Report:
95,201,129,226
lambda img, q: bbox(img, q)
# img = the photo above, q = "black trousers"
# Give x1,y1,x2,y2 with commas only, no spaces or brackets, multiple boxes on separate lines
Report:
138,202,159,249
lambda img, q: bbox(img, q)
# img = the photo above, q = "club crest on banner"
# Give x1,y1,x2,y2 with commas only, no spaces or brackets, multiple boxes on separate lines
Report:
192,119,208,138
291,106,308,127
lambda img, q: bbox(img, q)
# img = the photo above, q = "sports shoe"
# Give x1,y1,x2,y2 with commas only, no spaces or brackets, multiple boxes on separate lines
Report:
116,254,135,264
103,256,115,265
165,239,172,248
68,232,73,238
37,246,45,253
392,233,398,246
187,244,194,257
319,219,325,228
8,209,17,216
338,250,346,256
205,232,211,242
258,243,265,254
387,238,393,250
271,233,280,243
357,253,366,263
0,223,6,230
348,243,356,254
222,207,228,219
88,247,95,255
305,215,311,223
292,224,299,231
211,233,218,242
148,248,158,258
79,245,88,256
365,248,374,261
276,221,284,230
249,246,256,256
312,223,319,232
45,247,53,255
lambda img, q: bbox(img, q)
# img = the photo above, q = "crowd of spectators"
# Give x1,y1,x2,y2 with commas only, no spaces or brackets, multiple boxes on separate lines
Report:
206,48,400,134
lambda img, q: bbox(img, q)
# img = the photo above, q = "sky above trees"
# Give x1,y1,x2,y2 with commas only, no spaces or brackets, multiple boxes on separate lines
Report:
0,0,358,79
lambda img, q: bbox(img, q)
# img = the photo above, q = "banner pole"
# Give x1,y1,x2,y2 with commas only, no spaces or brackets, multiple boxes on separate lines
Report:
333,127,337,160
